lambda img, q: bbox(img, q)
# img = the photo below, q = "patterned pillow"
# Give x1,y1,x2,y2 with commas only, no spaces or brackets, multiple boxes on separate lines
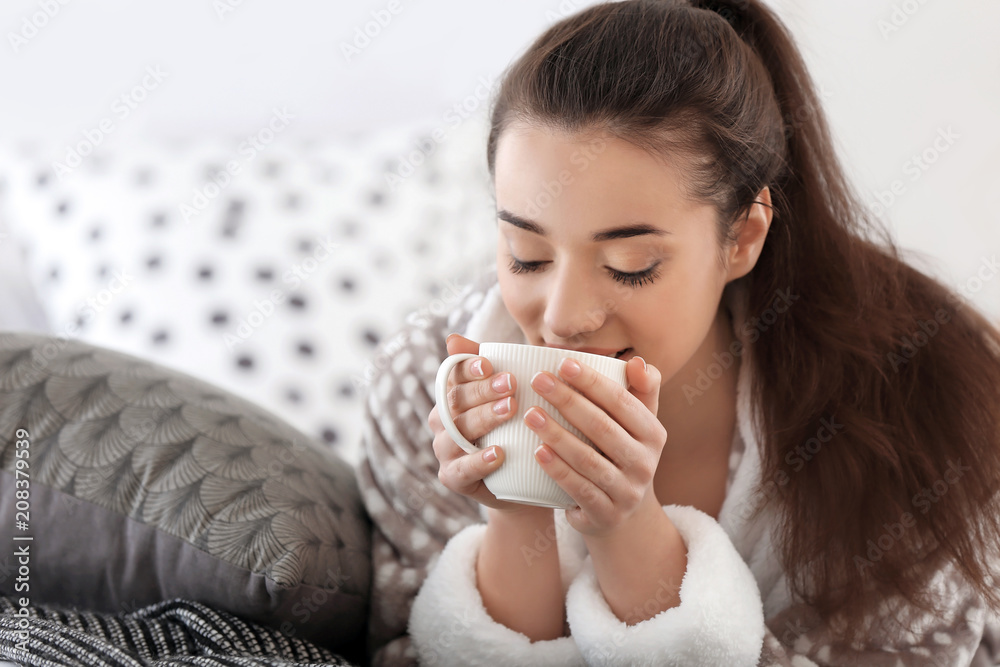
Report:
0,116,497,466
0,331,371,657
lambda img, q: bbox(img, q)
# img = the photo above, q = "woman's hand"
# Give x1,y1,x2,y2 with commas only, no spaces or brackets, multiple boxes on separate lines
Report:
524,355,668,536
427,334,549,515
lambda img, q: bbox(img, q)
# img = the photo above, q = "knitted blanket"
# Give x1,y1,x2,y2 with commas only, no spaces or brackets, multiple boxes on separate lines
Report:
357,268,1000,666
0,597,355,666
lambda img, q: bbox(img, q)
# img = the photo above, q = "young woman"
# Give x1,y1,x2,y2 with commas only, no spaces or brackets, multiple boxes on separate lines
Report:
357,1,1000,664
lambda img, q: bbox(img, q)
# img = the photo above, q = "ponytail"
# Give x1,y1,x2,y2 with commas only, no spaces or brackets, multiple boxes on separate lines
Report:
487,0,1000,643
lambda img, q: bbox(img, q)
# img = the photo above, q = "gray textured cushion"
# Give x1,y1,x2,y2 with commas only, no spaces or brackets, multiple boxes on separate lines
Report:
0,331,371,653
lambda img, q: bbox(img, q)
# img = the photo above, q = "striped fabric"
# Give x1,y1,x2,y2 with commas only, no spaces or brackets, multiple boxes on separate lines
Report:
0,597,356,666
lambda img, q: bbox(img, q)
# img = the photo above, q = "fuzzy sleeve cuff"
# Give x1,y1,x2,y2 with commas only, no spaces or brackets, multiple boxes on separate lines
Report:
408,523,585,667
565,504,765,666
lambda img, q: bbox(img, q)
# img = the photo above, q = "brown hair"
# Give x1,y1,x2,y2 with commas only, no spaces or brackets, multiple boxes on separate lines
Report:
485,0,1000,643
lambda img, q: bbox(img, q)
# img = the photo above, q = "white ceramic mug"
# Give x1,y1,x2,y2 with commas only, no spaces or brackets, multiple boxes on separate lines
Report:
435,342,628,509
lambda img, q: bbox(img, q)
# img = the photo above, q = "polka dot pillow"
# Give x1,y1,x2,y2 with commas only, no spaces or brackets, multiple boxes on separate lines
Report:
0,117,497,464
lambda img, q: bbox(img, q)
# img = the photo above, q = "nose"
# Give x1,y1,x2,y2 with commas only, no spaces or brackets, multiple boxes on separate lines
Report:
543,265,607,340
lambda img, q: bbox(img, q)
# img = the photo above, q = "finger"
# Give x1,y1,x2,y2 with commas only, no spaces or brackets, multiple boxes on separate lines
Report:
552,358,665,445
445,333,479,356
437,443,506,491
625,356,662,416
443,334,494,388
451,394,518,443
524,405,627,498
431,428,456,462
532,441,613,518
446,370,517,418
427,405,442,435
530,366,634,460
446,355,496,389
433,428,473,463
433,426,488,464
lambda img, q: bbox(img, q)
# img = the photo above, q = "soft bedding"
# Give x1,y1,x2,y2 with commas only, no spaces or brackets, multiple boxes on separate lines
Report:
0,596,356,666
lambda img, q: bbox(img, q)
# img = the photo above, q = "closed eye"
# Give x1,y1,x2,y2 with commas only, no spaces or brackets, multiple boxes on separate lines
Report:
507,257,662,288
507,258,549,274
606,264,661,287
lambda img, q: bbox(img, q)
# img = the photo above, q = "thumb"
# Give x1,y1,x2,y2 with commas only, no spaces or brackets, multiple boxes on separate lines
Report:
626,356,662,415
445,333,480,356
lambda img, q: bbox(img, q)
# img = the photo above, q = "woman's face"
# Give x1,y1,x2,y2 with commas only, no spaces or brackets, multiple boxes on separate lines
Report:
492,122,737,388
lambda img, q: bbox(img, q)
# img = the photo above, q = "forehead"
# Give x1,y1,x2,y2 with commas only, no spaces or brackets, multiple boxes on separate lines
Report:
493,122,703,232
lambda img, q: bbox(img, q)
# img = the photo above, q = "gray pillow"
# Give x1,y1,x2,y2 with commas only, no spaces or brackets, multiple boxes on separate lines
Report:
0,331,371,654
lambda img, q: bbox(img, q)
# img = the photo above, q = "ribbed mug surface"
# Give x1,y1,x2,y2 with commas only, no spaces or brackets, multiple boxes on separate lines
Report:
477,343,628,509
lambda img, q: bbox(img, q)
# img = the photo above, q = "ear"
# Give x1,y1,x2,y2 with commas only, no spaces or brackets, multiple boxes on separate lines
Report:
724,186,773,282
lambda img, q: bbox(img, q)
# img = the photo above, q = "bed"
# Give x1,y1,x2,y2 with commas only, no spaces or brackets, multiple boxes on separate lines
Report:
0,117,497,666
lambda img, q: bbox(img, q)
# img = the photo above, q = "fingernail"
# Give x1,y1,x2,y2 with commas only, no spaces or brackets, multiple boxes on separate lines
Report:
491,373,510,392
493,397,511,415
471,359,485,377
525,407,546,428
482,446,497,463
534,444,553,463
531,371,555,394
636,356,647,372
559,358,581,378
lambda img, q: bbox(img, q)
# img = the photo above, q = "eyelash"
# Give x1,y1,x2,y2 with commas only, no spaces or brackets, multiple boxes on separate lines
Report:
507,257,662,288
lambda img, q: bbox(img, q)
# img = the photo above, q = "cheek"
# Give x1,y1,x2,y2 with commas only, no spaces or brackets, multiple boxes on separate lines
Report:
634,314,703,384
626,272,721,380
498,272,538,333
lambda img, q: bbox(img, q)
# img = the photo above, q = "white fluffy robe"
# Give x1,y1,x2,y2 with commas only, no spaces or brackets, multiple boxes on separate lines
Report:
409,278,784,665
408,522,587,667
566,505,764,666
409,504,770,666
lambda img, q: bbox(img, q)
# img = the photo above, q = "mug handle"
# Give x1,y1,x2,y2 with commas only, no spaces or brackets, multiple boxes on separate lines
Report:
434,353,480,455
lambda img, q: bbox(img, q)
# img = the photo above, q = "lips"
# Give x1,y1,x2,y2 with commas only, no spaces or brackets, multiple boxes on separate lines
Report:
544,344,633,359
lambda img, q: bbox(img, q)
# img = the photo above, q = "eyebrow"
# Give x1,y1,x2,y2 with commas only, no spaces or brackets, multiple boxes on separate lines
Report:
497,209,671,242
